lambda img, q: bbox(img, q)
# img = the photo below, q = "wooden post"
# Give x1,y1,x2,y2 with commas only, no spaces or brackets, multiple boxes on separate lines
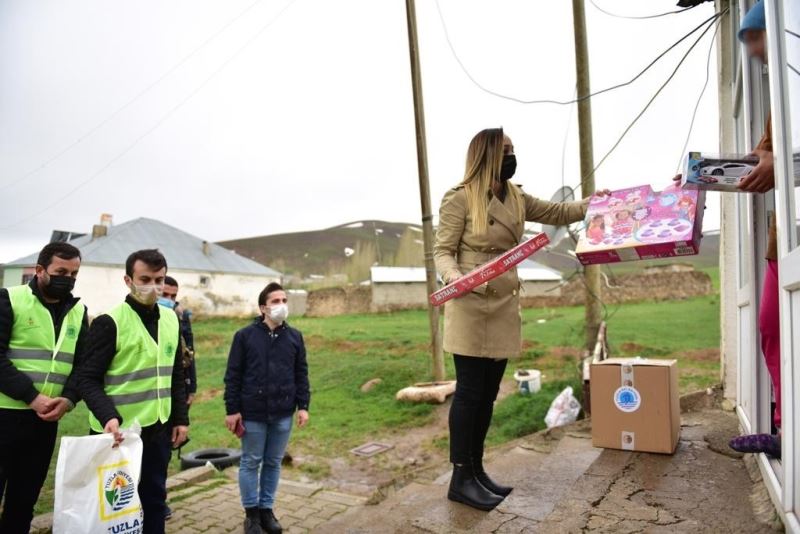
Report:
572,0,603,351
405,0,445,381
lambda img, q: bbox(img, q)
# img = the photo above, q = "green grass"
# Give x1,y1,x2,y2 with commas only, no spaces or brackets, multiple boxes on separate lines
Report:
34,293,721,515
486,378,583,447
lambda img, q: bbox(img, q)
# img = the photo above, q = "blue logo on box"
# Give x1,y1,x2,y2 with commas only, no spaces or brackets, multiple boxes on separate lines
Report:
614,386,641,413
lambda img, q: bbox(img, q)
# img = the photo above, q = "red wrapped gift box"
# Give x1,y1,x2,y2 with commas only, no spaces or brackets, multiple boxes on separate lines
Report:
429,233,550,306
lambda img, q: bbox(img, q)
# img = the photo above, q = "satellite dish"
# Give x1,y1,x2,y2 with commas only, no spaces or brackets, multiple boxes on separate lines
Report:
541,186,576,245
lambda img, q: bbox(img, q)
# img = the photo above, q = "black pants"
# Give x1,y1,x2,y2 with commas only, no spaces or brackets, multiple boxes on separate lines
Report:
449,355,508,465
140,423,172,534
0,409,58,534
90,422,172,534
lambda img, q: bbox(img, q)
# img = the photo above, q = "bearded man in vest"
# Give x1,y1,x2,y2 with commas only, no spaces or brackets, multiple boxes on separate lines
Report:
0,242,87,534
78,249,189,534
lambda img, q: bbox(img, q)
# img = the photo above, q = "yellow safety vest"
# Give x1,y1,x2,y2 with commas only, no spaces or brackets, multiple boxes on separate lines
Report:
88,302,179,432
0,284,84,409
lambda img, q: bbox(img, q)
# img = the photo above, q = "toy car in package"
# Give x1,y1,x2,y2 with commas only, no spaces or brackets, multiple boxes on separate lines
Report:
575,184,705,265
682,152,759,192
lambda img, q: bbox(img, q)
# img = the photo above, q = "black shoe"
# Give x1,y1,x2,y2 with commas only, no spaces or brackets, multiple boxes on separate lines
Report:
165,505,173,521
447,464,504,511
244,508,262,534
473,461,513,497
260,508,283,534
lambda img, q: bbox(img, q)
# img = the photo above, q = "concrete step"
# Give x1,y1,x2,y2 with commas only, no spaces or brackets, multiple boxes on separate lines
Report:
319,423,601,533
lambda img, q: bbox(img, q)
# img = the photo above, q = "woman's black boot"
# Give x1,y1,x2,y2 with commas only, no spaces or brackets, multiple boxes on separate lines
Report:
447,463,504,511
473,460,513,497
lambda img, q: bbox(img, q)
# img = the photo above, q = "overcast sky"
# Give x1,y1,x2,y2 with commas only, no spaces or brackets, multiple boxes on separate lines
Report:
0,0,722,263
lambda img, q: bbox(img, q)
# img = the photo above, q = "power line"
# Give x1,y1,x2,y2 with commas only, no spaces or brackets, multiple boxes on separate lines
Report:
0,0,266,193
0,0,298,230
434,0,720,106
676,15,721,173
573,11,724,190
786,28,800,40
789,63,800,77
588,0,697,20
561,86,578,189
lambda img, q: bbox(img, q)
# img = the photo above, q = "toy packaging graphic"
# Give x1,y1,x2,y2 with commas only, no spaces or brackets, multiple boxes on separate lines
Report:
429,233,549,306
682,152,759,192
575,184,704,265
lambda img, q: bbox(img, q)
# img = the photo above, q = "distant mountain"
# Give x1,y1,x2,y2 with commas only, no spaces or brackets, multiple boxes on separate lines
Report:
218,218,754,281
218,221,423,279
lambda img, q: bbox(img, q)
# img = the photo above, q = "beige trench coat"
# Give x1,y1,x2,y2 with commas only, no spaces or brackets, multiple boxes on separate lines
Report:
434,185,588,359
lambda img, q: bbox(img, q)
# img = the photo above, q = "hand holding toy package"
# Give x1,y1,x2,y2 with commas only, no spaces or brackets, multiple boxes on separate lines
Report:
682,152,759,192
576,184,704,266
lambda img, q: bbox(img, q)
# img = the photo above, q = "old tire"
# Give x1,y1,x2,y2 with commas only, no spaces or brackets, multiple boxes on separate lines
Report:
180,448,242,470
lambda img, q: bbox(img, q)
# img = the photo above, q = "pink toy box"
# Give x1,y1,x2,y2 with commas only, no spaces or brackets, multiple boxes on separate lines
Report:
575,184,705,265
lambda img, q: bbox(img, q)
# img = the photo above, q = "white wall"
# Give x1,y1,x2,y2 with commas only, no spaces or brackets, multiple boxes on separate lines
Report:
70,265,279,317
1,267,24,287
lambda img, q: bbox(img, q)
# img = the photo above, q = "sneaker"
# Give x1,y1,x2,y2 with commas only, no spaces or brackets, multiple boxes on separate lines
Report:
260,508,283,534
165,505,173,521
729,433,781,459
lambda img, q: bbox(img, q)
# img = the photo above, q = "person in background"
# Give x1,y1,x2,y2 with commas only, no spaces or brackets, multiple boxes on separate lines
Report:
224,283,310,534
0,242,87,534
78,249,189,534
159,276,197,406
728,0,782,459
435,128,609,511
157,275,196,521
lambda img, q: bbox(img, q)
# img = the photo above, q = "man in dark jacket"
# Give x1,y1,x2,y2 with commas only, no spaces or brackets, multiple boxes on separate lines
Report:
159,276,197,406
77,249,189,534
0,242,87,534
224,282,310,534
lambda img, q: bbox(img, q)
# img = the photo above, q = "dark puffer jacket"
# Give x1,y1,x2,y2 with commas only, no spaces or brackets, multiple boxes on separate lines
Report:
223,320,310,422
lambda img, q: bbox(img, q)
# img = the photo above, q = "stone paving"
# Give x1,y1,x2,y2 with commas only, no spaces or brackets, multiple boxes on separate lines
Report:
165,471,367,534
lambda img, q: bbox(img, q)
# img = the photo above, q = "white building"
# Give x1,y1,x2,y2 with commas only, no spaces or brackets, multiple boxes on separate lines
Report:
716,0,799,529
369,260,562,311
2,217,282,317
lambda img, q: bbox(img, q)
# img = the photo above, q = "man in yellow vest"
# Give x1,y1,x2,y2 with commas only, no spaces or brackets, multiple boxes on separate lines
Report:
0,242,87,534
78,249,189,534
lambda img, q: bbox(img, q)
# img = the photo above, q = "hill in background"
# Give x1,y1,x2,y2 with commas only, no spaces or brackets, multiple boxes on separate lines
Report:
218,220,424,283
218,219,723,285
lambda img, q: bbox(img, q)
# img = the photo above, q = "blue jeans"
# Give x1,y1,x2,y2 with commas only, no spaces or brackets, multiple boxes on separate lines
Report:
239,417,293,509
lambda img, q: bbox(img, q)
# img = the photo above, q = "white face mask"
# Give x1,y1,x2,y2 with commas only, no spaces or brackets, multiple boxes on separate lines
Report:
266,303,289,323
131,283,162,306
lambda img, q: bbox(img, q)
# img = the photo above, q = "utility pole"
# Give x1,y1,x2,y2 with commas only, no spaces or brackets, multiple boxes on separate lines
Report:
572,0,602,351
405,0,445,381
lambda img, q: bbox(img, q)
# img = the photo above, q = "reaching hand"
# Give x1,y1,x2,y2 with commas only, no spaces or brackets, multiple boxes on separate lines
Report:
738,149,775,193
38,397,70,422
296,410,310,428
104,418,124,446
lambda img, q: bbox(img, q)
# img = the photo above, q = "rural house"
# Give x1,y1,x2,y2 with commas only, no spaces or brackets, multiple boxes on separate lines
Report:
716,0,800,528
1,217,281,317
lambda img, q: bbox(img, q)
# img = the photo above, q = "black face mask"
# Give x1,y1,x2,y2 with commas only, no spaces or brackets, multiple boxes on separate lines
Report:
43,274,75,300
500,154,517,181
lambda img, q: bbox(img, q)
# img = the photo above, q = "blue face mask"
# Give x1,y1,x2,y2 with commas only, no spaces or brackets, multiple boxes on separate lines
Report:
157,297,176,309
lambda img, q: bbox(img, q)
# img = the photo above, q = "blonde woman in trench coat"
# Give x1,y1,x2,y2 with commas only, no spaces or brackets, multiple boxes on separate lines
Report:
434,128,608,511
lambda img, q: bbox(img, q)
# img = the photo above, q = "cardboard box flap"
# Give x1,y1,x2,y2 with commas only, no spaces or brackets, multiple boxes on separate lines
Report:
593,358,677,368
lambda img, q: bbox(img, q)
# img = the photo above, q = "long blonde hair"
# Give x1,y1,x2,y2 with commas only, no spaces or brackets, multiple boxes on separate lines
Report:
461,128,524,236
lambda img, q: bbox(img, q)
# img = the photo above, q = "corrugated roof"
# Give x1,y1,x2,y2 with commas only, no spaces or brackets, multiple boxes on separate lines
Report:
516,259,562,281
371,266,430,283
6,218,281,276
371,261,561,283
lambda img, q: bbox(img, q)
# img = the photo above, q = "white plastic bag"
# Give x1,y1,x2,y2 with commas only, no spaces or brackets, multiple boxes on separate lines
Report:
544,386,581,429
53,427,144,534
